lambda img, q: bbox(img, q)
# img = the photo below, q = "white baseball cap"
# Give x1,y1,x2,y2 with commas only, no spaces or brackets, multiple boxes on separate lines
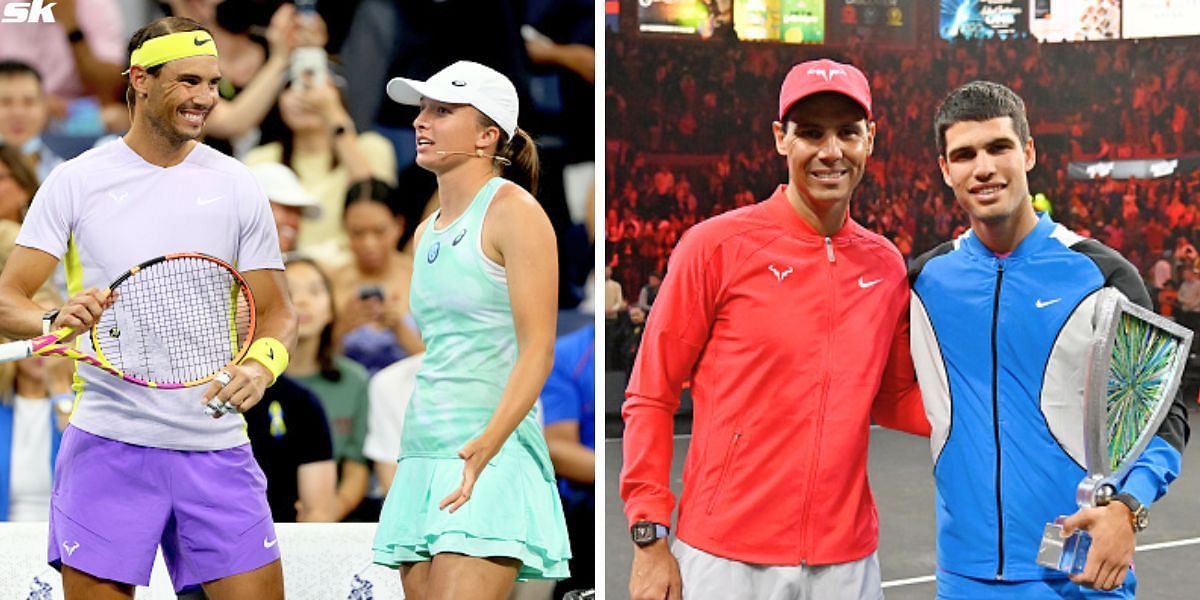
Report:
250,163,322,218
386,61,519,139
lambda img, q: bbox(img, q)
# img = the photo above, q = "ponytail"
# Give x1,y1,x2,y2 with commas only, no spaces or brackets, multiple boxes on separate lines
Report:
499,127,540,195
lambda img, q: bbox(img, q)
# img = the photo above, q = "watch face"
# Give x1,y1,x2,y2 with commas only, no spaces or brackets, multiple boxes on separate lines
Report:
1135,509,1149,530
631,522,652,543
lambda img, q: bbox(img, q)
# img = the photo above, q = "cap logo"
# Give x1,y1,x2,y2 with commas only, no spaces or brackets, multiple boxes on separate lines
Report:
451,80,467,87
807,67,847,82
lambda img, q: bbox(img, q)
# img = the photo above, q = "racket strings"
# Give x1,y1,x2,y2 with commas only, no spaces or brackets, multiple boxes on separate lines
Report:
94,256,252,385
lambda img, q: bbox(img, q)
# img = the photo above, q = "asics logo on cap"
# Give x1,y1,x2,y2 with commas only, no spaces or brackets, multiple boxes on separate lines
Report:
807,67,847,82
451,80,467,87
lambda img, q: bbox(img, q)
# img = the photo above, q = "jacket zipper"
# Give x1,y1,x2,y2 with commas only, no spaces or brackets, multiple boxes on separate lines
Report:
991,261,1005,580
800,237,837,563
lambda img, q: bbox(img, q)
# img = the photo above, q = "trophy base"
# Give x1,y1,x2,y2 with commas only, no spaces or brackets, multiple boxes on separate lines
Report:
1036,520,1091,574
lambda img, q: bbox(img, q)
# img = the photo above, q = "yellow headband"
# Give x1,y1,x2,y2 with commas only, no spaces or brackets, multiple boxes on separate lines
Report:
129,31,218,70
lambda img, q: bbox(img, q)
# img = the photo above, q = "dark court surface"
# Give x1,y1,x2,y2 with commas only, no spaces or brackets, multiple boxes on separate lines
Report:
604,404,1200,599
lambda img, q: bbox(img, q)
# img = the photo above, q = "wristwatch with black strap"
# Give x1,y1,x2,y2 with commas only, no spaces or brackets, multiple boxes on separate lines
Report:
631,521,670,547
1112,492,1148,532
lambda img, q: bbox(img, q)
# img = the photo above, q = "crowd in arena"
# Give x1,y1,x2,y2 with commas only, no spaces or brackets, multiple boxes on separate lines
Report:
0,1,594,597
604,31,1200,372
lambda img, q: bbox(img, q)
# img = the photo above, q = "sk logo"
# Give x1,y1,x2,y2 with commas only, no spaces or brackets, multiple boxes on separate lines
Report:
768,264,793,282
452,229,467,246
428,241,441,263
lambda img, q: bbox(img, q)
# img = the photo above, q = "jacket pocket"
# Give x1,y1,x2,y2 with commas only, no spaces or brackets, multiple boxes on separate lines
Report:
706,430,743,515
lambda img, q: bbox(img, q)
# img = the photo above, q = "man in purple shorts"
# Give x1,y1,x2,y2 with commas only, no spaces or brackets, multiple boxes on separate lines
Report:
0,17,297,600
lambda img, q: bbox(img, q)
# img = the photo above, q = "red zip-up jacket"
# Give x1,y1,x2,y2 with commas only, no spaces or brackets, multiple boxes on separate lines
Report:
620,186,930,565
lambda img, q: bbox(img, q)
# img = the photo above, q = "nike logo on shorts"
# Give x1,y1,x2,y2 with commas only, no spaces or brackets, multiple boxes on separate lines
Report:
264,537,279,549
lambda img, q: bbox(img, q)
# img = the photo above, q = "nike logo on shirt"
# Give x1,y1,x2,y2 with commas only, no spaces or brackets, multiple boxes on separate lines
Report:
1035,298,1062,308
858,277,883,289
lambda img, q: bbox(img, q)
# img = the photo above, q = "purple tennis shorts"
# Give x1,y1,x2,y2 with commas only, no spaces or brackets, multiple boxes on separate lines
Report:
47,425,280,593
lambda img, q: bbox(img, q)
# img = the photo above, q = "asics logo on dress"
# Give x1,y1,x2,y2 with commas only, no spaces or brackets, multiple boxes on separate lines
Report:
196,195,223,206
768,264,793,282
1035,298,1062,308
263,537,279,549
62,540,80,556
858,277,883,289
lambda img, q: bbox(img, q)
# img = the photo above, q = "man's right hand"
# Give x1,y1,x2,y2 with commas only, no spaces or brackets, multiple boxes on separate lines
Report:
630,539,682,600
53,289,113,337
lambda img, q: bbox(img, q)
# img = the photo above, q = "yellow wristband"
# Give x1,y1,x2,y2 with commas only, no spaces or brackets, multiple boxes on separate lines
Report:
240,337,289,384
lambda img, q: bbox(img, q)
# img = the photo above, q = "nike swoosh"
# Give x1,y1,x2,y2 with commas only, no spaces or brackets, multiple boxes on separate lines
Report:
196,196,222,206
194,36,211,46
264,538,279,548
1035,298,1062,308
858,277,883,289
267,347,275,360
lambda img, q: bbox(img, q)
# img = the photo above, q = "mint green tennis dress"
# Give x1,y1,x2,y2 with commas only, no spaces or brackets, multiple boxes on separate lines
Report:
372,177,571,580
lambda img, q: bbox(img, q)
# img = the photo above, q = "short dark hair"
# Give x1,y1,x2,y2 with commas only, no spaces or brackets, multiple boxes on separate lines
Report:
0,60,41,84
933,81,1030,157
125,17,210,108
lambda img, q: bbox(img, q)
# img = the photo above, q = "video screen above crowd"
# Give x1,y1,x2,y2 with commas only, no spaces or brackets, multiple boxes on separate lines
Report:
605,2,1200,332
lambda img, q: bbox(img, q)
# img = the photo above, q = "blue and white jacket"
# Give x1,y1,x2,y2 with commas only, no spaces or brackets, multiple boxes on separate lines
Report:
0,399,63,521
909,214,1188,581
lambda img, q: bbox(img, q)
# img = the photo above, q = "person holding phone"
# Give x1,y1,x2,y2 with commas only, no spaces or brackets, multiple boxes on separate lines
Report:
329,178,423,375
371,60,571,599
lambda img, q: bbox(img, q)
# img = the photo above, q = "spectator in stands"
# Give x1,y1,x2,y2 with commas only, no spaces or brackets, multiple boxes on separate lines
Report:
163,1,327,156
250,162,322,254
0,0,126,107
283,255,374,522
636,272,661,312
541,324,596,598
0,285,70,522
0,145,38,223
0,62,62,182
245,75,395,261
614,305,646,375
330,179,423,374
1158,279,1179,318
244,375,340,523
1176,264,1200,333
604,265,626,319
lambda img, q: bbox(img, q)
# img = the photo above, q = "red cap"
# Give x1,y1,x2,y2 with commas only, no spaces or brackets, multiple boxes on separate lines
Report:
778,59,872,121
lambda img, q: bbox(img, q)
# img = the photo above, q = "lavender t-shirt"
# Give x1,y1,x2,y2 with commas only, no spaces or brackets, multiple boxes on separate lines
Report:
16,138,283,450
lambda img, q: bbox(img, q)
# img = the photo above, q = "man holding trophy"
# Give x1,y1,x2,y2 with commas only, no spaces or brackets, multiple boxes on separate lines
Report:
909,81,1190,597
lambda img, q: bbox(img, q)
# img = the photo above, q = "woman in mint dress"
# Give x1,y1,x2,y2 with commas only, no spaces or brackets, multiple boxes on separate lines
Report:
372,61,571,599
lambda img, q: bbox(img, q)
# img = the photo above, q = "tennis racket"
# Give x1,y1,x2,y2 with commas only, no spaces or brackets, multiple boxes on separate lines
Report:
0,253,255,415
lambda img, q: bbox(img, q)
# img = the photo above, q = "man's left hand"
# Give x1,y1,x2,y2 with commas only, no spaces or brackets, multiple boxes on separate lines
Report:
1061,502,1136,591
201,360,274,417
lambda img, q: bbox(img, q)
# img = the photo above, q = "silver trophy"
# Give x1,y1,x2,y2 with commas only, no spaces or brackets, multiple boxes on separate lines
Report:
1036,289,1192,573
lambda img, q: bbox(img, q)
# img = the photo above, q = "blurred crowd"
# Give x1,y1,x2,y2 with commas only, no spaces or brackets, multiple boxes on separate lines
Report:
0,1,595,598
604,31,1200,372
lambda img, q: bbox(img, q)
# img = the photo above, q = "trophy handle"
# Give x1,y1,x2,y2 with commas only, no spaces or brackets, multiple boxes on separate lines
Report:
1075,475,1116,509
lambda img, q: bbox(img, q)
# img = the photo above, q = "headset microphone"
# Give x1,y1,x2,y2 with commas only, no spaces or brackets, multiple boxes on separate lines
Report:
435,149,512,166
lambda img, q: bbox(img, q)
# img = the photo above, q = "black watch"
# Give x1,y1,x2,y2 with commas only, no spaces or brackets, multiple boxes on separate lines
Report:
42,308,60,335
1112,492,1148,532
631,521,669,547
